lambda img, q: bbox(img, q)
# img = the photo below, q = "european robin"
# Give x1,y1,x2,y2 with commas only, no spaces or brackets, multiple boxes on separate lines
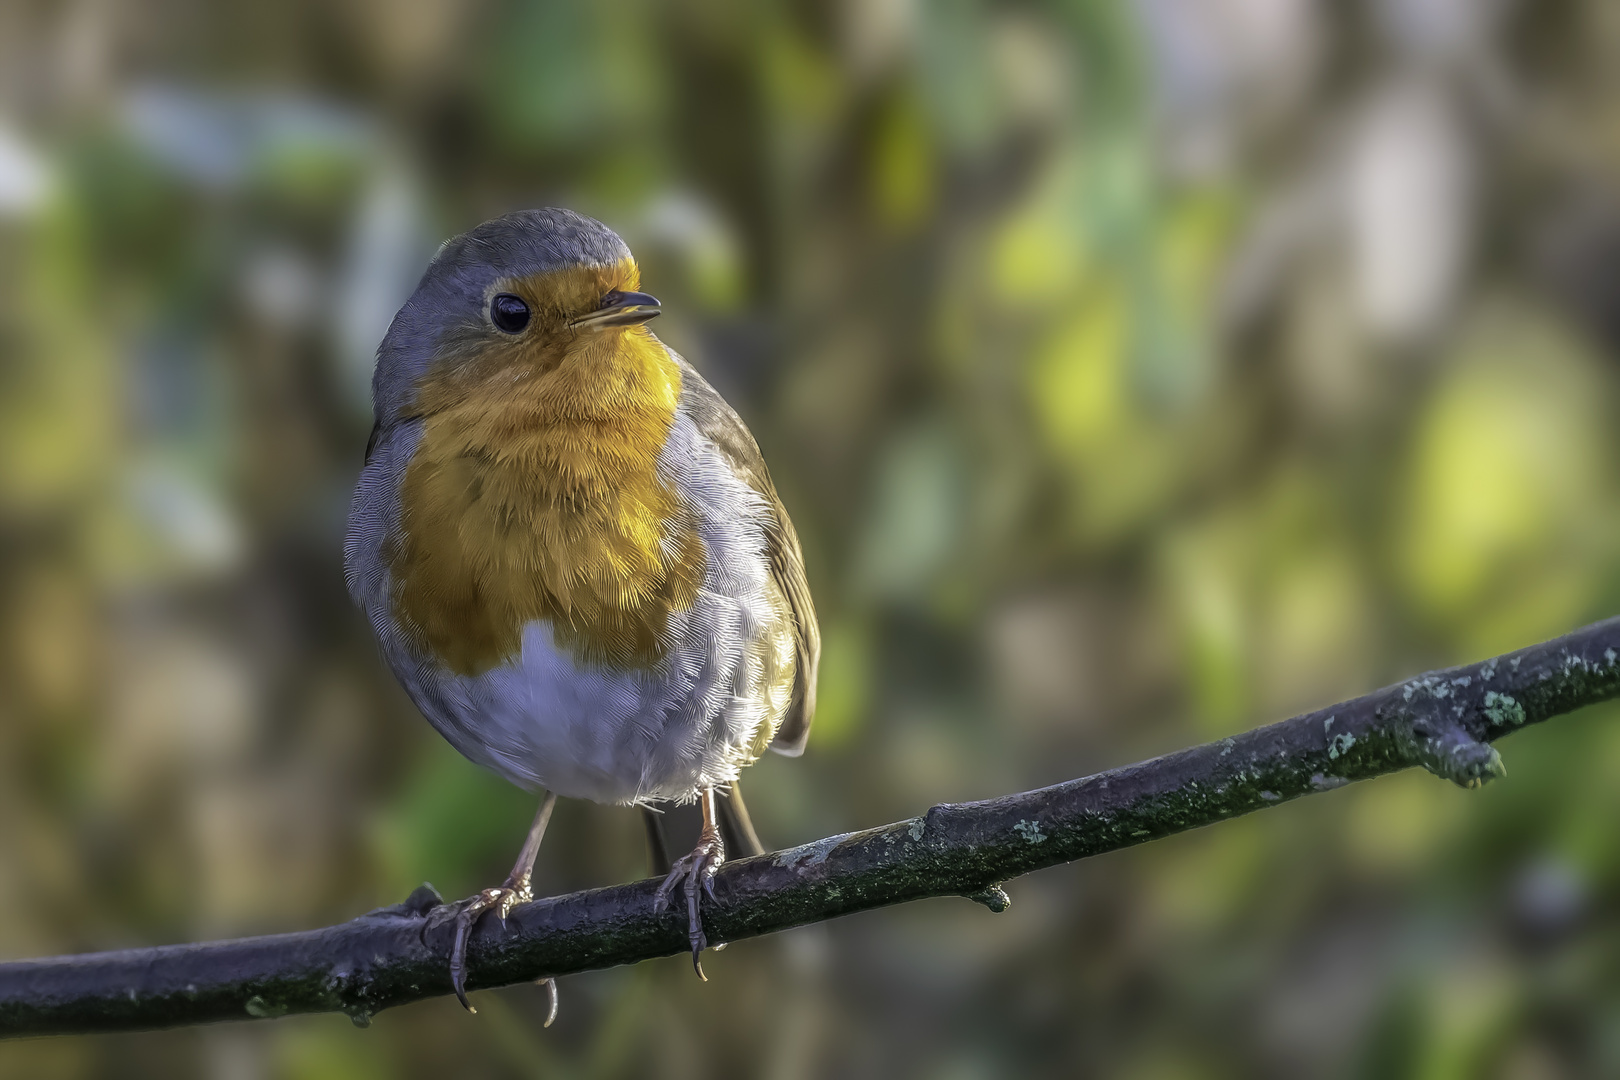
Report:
343,208,822,1016
344,209,819,1014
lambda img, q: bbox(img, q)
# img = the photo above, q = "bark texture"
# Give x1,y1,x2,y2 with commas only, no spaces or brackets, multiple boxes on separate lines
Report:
4,617,1619,1037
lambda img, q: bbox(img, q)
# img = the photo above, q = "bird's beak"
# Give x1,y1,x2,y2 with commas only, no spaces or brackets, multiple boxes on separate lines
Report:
571,290,662,330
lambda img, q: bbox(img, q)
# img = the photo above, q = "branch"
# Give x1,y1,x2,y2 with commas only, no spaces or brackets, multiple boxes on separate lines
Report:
5,618,1620,1037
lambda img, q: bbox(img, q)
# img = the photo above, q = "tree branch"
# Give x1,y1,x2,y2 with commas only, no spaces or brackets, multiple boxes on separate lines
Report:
5,617,1620,1037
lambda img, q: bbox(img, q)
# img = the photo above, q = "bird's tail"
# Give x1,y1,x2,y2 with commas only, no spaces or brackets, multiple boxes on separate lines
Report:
642,805,672,878
716,781,765,859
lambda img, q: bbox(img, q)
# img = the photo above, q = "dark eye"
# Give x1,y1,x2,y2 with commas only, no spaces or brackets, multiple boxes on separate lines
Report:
490,293,530,333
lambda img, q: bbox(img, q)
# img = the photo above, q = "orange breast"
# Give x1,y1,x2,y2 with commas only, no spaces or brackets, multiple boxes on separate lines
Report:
388,322,705,676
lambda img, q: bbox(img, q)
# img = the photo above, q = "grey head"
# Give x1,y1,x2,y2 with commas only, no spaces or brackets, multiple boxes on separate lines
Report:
369,208,636,426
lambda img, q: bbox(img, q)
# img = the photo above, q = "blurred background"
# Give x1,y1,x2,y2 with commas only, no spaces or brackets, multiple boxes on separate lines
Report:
2,0,1620,1076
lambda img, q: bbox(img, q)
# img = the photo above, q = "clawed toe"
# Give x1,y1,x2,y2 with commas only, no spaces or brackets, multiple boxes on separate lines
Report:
654,832,725,980
539,976,559,1027
448,883,532,1013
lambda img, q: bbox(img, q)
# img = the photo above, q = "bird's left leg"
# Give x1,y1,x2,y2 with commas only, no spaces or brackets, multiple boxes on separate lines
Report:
450,789,559,1017
653,786,725,979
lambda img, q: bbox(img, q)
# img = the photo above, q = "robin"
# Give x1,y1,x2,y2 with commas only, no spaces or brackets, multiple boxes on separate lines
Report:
344,208,818,1015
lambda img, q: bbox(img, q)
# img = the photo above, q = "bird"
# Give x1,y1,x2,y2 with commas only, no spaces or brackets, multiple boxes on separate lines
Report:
343,208,818,1016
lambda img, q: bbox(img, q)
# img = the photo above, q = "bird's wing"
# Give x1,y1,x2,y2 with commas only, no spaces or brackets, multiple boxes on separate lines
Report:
675,357,819,756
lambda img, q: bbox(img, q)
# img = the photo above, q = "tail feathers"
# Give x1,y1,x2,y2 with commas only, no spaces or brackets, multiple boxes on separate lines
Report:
642,806,672,878
716,781,765,858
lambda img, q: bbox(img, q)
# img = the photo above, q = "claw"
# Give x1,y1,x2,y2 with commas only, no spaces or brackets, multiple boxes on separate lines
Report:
654,826,725,981
539,977,559,1027
447,884,532,1013
450,911,478,1011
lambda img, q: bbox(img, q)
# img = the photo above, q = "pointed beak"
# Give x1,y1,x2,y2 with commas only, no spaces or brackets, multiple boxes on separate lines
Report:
570,289,661,330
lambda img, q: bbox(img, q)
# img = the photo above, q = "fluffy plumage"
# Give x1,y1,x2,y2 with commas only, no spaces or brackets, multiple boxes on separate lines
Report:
344,209,816,805
391,305,705,676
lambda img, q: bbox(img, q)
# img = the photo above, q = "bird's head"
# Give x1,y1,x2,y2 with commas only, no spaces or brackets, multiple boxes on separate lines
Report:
372,208,663,426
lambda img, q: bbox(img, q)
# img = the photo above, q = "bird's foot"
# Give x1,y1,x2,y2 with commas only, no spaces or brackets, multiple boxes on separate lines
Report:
448,880,532,1013
653,832,725,980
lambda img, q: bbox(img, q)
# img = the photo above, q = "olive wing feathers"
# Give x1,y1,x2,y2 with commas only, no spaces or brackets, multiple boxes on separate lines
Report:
676,358,819,756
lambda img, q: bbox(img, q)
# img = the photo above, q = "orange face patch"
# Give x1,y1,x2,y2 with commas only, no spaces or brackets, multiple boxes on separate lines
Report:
503,257,642,336
387,259,705,676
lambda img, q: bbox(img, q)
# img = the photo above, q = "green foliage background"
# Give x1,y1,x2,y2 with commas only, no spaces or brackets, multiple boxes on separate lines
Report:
2,1,1620,1076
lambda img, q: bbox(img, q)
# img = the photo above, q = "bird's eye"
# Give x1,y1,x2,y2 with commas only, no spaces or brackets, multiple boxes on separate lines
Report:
490,293,531,333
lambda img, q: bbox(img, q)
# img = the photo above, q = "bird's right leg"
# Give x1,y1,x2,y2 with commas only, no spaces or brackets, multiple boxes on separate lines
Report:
449,789,559,1020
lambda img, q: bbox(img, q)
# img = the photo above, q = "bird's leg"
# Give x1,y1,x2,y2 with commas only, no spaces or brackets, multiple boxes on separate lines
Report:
653,786,726,980
450,789,558,1015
